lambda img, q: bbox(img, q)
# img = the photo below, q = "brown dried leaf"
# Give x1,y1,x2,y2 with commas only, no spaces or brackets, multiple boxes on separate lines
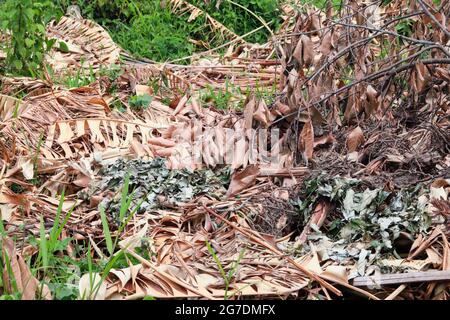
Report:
299,121,314,160
226,165,260,198
148,137,176,148
79,273,107,300
243,96,256,131
319,31,333,55
1,237,51,300
313,134,335,148
295,201,330,245
135,85,152,96
365,85,379,116
346,126,364,152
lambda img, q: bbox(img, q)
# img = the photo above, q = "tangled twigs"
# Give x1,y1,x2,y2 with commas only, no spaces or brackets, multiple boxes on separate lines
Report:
274,0,450,162
313,56,450,107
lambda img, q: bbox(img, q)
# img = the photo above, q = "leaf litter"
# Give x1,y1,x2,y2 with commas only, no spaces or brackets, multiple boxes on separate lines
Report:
0,0,449,300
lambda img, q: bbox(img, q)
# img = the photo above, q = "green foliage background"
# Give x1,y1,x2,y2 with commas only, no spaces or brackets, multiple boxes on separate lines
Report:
0,0,61,76
52,0,282,62
0,0,283,67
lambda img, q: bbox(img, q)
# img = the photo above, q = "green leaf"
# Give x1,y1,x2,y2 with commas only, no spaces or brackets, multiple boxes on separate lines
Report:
49,190,65,248
39,217,48,270
46,38,57,50
24,38,34,47
100,205,113,256
36,24,45,34
24,8,34,19
13,60,23,70
118,172,131,223
58,41,69,53
0,218,5,236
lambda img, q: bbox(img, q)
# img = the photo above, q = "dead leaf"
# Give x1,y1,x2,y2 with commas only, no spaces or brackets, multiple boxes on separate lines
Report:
226,165,260,198
135,85,152,96
313,134,335,148
79,272,107,300
299,121,314,160
346,126,364,152
301,35,314,67
1,237,51,300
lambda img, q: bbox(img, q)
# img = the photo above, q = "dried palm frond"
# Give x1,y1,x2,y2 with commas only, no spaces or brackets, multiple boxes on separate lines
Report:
46,16,121,74
46,117,170,159
79,207,324,299
0,76,50,97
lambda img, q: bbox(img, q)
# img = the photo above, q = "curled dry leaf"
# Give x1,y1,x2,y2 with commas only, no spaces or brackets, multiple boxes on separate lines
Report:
299,121,314,160
226,165,260,198
293,35,314,67
79,272,107,300
295,201,330,246
319,31,333,55
135,84,152,96
148,137,176,148
300,35,314,67
273,101,292,116
253,100,273,127
243,96,256,131
365,85,379,116
1,237,52,300
19,159,34,180
411,61,428,93
313,134,335,148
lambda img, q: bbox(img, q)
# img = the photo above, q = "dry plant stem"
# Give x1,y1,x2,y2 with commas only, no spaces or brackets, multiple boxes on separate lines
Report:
306,31,384,83
385,284,407,300
302,8,450,84
278,50,450,124
319,274,380,300
332,21,450,57
202,205,342,296
124,248,217,300
275,10,426,40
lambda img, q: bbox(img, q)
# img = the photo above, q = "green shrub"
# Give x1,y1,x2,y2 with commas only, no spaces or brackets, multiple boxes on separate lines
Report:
111,8,199,62
0,0,61,77
192,0,281,44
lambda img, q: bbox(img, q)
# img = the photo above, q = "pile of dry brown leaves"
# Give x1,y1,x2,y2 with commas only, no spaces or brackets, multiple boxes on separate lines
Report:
0,0,449,300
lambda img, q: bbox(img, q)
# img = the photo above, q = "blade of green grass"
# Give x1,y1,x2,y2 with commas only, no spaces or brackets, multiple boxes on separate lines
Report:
112,194,146,251
85,242,93,300
118,172,131,223
39,217,48,271
92,249,125,299
99,205,113,256
49,189,65,249
0,217,5,236
205,240,227,282
53,204,74,248
2,248,19,294
227,247,245,280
